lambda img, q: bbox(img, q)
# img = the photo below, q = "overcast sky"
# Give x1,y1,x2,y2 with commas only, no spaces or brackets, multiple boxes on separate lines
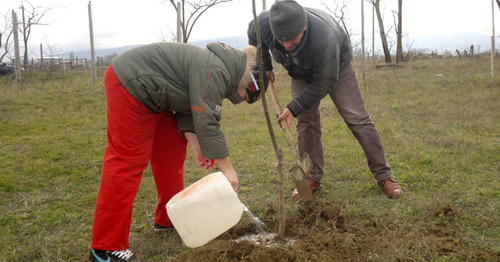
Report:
1,0,499,55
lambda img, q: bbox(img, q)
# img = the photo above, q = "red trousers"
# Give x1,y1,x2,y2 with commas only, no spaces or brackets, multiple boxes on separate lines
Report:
91,66,187,251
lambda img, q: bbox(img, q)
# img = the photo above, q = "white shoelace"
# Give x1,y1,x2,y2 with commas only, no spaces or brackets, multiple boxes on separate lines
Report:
110,249,134,260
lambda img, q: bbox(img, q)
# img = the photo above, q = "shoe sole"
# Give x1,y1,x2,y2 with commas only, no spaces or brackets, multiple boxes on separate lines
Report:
154,227,176,234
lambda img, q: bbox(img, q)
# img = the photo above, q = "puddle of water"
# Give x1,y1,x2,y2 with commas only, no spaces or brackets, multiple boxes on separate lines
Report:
232,233,296,247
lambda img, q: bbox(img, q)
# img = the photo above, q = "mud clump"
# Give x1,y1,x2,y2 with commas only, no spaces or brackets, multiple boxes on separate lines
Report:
298,200,343,223
434,205,457,218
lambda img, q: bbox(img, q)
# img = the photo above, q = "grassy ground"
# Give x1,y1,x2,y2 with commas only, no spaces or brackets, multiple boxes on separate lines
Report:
0,56,498,261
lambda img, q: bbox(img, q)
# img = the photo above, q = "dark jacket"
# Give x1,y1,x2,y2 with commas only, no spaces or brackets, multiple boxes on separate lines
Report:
111,42,246,159
248,7,352,117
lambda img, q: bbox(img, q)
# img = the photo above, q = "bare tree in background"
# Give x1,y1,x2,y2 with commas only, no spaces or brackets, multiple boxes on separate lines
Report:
367,0,391,63
157,28,177,42
394,0,403,63
322,0,353,42
404,34,415,60
19,1,54,68
0,11,14,63
165,0,233,43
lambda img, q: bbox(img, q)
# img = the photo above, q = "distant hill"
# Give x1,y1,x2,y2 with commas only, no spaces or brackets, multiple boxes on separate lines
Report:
61,33,496,59
65,45,140,59
188,36,249,50
61,36,248,59
409,32,494,53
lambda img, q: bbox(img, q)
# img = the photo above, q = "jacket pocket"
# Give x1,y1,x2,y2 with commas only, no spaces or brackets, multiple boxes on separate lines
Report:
142,84,168,112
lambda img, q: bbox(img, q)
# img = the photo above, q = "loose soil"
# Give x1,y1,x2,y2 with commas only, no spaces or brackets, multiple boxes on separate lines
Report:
167,200,495,261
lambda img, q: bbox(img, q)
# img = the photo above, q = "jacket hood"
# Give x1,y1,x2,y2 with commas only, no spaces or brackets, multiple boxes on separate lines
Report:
206,42,246,104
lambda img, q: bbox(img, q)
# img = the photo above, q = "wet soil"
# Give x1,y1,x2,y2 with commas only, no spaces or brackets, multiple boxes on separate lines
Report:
168,201,496,261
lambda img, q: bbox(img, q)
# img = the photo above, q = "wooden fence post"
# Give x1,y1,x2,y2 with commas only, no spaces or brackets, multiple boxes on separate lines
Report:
39,43,44,71
88,1,97,83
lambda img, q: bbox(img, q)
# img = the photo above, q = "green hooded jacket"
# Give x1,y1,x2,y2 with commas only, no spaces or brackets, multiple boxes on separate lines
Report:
111,42,246,159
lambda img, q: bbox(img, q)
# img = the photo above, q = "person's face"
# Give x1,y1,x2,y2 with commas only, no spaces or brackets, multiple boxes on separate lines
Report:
236,87,248,104
277,22,308,52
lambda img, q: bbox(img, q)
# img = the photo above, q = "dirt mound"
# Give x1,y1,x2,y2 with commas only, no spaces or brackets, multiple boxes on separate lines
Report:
170,200,351,261
168,202,497,261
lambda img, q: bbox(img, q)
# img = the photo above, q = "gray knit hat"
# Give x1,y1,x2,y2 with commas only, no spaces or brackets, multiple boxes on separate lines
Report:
269,0,307,41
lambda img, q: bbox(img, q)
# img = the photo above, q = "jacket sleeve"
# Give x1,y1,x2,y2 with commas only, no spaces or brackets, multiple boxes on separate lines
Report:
175,113,195,136
188,67,229,159
287,39,340,117
247,14,273,72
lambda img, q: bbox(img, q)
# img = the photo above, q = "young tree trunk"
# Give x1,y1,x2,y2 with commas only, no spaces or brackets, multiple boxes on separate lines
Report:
252,0,286,241
361,0,366,89
372,0,391,63
372,4,375,60
21,6,29,69
396,0,403,63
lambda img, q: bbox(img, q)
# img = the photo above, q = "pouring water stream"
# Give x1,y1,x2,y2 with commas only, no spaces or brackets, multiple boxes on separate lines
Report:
243,204,268,234
236,204,296,247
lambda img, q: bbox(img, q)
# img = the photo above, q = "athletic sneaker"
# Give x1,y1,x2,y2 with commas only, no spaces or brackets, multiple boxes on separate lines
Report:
153,223,175,234
89,248,138,262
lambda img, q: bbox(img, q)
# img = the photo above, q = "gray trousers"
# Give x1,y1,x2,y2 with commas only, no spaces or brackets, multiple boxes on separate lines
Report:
291,63,392,183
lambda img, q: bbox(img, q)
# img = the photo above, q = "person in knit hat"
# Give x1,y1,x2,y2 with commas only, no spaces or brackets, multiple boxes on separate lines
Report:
89,42,268,262
247,0,403,200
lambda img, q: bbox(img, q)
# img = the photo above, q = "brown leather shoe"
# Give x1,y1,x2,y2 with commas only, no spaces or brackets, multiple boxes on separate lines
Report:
291,178,322,201
378,177,403,199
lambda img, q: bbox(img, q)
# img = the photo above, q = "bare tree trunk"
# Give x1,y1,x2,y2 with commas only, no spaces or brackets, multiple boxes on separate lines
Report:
12,11,22,83
168,0,234,43
372,0,391,63
396,0,403,63
21,6,29,70
372,3,375,60
252,0,285,241
15,2,53,71
361,0,366,89
492,0,495,77
177,2,182,42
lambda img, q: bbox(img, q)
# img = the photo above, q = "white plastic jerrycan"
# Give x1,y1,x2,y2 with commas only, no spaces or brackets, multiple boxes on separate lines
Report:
166,172,244,248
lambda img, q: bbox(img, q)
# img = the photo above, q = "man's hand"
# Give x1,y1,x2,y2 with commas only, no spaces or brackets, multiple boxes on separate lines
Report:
214,157,239,192
266,70,275,83
277,108,294,129
184,132,213,170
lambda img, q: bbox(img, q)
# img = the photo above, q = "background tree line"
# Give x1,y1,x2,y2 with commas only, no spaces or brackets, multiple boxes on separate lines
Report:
1,0,498,74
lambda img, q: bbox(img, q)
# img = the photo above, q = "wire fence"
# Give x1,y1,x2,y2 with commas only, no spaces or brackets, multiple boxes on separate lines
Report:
25,55,115,72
